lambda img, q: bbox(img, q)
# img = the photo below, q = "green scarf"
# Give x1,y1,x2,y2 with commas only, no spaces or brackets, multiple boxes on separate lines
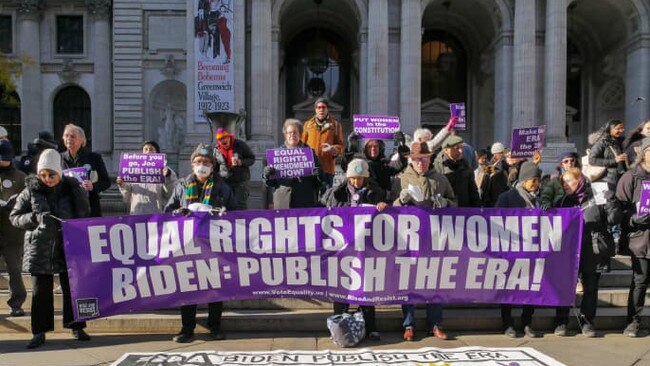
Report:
184,177,214,205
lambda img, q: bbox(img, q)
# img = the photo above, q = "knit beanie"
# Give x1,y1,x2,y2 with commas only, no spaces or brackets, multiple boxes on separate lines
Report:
215,128,232,141
346,158,370,178
190,143,215,165
37,149,63,176
491,142,505,154
0,126,7,139
518,161,542,182
314,97,329,108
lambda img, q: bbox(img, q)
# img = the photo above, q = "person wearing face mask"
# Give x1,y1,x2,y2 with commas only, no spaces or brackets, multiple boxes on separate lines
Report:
321,158,387,341
588,119,628,190
495,161,543,338
10,149,91,349
116,140,177,214
60,124,111,217
164,143,237,343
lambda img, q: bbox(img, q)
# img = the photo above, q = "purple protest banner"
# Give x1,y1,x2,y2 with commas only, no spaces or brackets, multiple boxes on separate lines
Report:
638,180,650,215
449,103,466,130
353,115,400,140
62,206,583,321
510,126,545,158
62,167,89,183
265,147,314,179
118,153,166,184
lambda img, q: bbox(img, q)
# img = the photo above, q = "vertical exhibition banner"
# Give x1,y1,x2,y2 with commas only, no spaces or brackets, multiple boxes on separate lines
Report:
194,0,235,120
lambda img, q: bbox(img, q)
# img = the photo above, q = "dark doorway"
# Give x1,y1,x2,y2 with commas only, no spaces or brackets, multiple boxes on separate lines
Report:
0,91,21,154
53,86,91,150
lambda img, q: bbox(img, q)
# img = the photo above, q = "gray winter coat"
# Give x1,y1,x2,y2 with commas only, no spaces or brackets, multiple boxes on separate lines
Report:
119,169,178,214
10,175,90,274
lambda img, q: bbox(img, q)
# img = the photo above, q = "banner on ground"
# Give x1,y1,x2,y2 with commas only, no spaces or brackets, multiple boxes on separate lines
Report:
194,0,235,120
353,115,400,140
510,126,545,158
265,148,315,179
62,167,88,183
118,153,166,184
638,180,650,215
111,348,566,366
449,102,466,130
62,206,583,321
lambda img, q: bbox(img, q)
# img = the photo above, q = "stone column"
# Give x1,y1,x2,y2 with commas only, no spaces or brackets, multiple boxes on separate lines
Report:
494,32,513,143
233,0,246,113
512,0,536,128
544,0,567,143
358,30,368,114
366,0,388,113
88,0,112,153
625,39,650,128
399,0,421,134
250,0,273,139
17,0,43,148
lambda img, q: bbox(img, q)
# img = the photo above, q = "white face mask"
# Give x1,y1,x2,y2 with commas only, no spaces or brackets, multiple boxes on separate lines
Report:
193,164,212,178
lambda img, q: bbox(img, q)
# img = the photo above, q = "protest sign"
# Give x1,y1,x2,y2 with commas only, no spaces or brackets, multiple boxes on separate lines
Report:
62,206,582,321
62,167,88,183
449,102,466,130
266,148,315,179
353,115,400,140
510,126,545,158
118,153,166,184
638,180,650,215
112,347,566,366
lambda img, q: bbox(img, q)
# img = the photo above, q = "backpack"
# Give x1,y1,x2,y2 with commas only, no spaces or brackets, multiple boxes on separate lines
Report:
327,312,365,347
581,149,607,182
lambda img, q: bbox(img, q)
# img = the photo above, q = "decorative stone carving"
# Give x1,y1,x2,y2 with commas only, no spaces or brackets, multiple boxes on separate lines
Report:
86,0,112,18
157,103,186,154
57,59,80,83
17,0,42,19
160,54,179,79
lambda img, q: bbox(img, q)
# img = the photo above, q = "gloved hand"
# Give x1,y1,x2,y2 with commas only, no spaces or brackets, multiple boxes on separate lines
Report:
312,166,322,178
397,143,410,157
263,166,277,179
445,116,459,130
432,194,449,209
347,131,360,147
36,212,54,226
213,149,228,167
540,202,551,211
399,189,413,205
393,131,405,146
210,206,227,216
173,208,191,216
630,214,650,227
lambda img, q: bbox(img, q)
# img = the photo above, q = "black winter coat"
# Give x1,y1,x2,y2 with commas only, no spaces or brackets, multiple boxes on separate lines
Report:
222,139,256,185
616,165,650,258
433,152,481,207
556,189,622,272
10,175,90,274
61,147,111,217
589,136,626,187
321,178,386,207
482,158,509,207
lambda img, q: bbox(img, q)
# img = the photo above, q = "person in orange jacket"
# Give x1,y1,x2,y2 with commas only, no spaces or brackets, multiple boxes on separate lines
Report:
301,97,344,190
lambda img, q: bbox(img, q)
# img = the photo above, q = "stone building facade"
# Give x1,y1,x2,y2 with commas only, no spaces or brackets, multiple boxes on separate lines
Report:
2,0,650,190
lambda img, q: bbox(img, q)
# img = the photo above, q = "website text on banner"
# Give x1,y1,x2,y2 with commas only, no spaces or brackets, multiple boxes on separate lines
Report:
62,206,583,321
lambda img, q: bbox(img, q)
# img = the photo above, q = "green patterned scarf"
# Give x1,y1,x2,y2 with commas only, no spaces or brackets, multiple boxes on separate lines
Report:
184,177,214,205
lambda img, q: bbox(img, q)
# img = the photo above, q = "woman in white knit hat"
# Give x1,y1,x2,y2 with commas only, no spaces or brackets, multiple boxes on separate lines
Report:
9,149,91,349
320,158,388,342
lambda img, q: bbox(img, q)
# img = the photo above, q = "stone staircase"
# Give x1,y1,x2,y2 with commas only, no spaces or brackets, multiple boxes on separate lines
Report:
1,185,648,334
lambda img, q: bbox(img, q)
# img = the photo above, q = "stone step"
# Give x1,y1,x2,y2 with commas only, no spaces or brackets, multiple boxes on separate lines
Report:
1,307,648,334
1,287,647,313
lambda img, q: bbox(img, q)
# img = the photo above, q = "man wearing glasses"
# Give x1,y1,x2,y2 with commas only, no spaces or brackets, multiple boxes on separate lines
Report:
540,152,581,209
391,140,457,342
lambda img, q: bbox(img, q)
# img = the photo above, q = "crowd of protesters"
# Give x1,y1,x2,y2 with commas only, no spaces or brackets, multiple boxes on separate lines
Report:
0,107,649,348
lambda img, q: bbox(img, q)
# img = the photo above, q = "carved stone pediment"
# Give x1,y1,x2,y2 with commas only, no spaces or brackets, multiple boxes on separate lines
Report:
420,97,450,127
